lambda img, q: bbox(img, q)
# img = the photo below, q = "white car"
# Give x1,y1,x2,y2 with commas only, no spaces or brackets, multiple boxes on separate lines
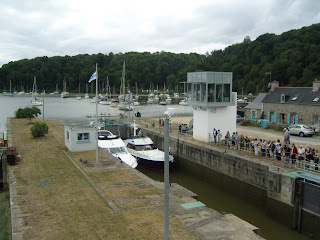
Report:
288,124,315,137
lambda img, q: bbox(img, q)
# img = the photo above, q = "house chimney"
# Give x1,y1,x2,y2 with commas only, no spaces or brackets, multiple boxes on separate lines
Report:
313,79,320,91
270,81,279,91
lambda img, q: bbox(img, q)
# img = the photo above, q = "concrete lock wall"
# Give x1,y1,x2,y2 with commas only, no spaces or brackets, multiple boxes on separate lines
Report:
139,126,293,206
135,126,320,237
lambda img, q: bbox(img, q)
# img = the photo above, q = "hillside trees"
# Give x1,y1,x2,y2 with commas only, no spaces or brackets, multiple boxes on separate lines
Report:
1,23,320,95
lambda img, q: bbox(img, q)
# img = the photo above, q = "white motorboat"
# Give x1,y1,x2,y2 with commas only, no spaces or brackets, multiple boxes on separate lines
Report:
118,102,134,111
99,98,111,105
179,99,188,106
124,136,174,170
147,97,155,104
98,130,138,168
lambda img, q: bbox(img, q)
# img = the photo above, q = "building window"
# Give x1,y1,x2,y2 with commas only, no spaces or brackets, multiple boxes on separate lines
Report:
195,84,200,101
77,133,90,141
313,116,319,125
216,84,223,102
223,84,230,102
201,83,206,102
208,84,215,102
252,111,256,118
67,131,70,140
280,94,285,103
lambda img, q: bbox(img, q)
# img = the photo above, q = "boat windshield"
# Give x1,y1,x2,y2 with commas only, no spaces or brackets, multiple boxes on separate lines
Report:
135,145,153,151
109,147,127,154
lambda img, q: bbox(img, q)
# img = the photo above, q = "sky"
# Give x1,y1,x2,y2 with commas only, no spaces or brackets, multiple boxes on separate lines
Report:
0,0,319,67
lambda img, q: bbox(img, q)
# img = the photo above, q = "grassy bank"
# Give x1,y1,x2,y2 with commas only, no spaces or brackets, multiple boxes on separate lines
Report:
0,191,10,240
8,118,201,240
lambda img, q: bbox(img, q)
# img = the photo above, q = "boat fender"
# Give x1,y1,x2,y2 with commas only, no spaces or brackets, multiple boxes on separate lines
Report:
118,157,122,163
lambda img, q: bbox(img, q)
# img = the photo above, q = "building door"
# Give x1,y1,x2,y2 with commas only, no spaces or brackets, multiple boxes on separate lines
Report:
280,113,286,124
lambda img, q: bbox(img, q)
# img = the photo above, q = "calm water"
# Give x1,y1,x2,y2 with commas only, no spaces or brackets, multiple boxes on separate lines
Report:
0,95,192,136
0,95,310,240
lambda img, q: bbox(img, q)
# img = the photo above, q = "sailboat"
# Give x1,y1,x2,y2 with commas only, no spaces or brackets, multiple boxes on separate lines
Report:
179,82,188,105
132,82,140,106
99,77,111,105
84,84,89,99
4,80,13,96
61,78,69,98
31,76,43,106
50,84,59,95
118,61,134,111
76,83,82,100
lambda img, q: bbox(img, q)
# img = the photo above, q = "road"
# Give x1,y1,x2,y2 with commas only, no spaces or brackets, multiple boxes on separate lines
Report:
236,125,320,149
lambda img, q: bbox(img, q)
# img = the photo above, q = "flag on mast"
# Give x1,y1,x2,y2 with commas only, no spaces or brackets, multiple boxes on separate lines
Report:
88,71,97,83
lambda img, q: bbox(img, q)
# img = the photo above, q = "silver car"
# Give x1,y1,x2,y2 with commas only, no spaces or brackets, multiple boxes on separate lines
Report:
288,124,315,137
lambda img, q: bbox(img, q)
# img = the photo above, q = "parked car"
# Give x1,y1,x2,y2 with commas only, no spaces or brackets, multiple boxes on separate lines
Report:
236,115,244,123
288,124,315,137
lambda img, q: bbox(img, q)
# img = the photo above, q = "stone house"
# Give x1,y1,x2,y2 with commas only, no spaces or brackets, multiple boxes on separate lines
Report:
244,93,267,119
262,80,320,127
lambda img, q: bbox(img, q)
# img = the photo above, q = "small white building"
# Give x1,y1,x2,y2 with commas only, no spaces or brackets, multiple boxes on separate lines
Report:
64,125,96,152
186,72,237,142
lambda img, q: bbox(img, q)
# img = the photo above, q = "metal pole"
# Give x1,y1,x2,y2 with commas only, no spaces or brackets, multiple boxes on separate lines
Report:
42,96,44,123
164,117,170,240
95,63,99,164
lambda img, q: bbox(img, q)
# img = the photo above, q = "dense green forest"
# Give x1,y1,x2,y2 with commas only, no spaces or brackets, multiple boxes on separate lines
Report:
1,23,320,94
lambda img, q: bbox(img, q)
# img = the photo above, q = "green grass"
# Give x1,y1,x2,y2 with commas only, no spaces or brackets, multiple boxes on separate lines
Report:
0,191,10,240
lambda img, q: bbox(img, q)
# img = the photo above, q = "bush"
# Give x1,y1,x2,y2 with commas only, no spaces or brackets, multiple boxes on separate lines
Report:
240,120,254,126
15,107,41,121
30,122,49,137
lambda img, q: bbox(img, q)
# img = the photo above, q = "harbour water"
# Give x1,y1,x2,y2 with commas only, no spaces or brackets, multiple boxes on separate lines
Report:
0,95,310,239
0,95,192,136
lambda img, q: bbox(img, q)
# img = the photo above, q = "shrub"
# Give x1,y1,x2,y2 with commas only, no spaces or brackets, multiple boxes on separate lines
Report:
30,122,49,137
15,107,41,121
240,120,253,126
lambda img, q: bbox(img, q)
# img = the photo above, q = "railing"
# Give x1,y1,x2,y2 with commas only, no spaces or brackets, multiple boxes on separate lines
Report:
295,160,320,183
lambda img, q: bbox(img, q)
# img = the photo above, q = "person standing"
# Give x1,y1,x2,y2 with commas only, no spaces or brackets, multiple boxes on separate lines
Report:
235,132,240,150
217,130,222,145
213,128,218,144
297,145,305,167
284,144,291,164
261,139,266,157
276,143,282,161
314,149,319,170
225,131,230,146
291,143,297,164
270,141,275,159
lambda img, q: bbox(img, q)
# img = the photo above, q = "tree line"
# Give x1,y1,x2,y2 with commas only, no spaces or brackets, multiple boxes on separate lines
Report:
1,23,319,95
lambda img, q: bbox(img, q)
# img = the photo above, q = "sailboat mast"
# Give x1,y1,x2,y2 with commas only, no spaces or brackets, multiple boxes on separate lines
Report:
122,61,125,99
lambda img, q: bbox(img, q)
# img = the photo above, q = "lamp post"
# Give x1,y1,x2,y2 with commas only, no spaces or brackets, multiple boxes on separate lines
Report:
163,108,176,240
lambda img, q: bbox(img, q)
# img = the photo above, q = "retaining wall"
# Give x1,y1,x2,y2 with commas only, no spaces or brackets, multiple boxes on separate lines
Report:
133,126,320,238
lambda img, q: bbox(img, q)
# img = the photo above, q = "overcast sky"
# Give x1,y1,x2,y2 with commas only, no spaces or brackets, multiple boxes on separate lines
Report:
0,0,319,67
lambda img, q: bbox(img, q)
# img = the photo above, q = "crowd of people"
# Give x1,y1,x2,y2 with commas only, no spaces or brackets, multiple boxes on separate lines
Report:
210,128,319,171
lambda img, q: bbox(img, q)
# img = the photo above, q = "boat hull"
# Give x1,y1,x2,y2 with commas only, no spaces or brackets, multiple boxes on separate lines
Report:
137,157,165,170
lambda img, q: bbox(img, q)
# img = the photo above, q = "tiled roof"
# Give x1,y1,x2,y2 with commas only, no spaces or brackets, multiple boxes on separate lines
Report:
244,93,267,110
262,87,320,105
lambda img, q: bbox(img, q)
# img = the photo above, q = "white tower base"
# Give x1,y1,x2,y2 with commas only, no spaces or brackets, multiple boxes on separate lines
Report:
193,92,237,142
